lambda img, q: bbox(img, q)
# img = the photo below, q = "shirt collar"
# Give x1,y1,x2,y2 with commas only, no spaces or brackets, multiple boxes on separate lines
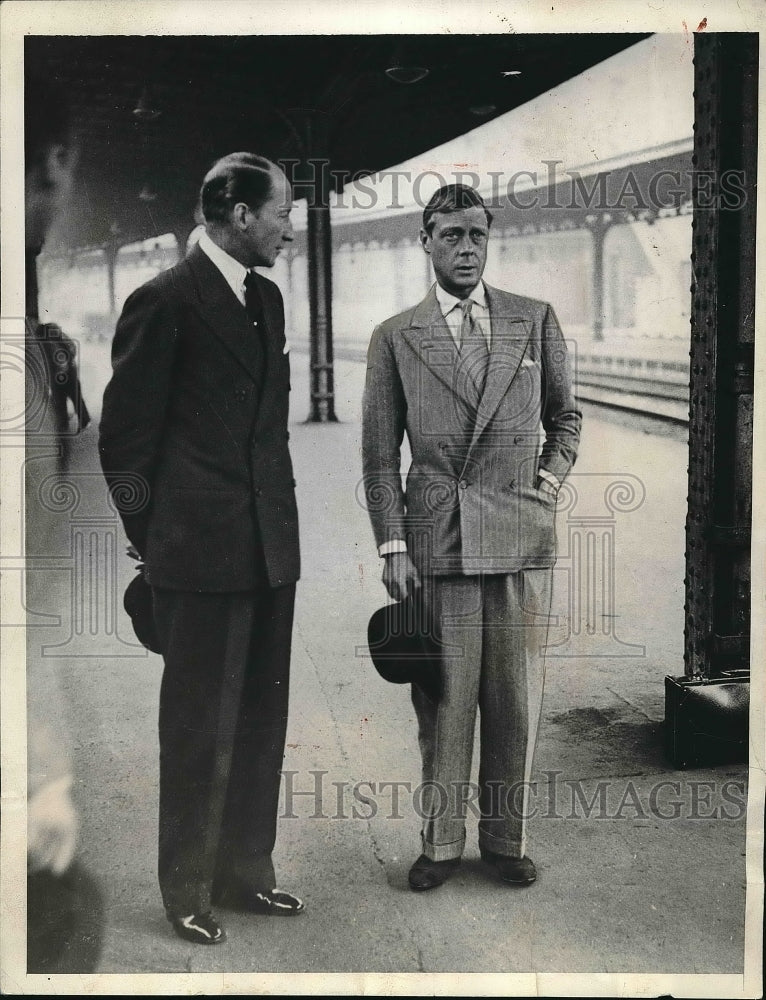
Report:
435,280,487,317
198,230,249,295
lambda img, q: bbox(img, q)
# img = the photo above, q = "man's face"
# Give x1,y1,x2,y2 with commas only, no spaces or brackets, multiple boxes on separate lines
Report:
25,143,76,251
242,168,294,268
420,205,490,298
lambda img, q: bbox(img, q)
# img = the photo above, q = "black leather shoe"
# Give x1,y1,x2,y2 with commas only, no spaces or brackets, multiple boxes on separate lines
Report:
480,847,537,885
167,911,226,944
408,853,461,892
214,883,305,916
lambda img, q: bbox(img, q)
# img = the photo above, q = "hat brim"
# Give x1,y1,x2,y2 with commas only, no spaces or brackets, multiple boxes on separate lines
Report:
367,600,442,701
123,571,162,655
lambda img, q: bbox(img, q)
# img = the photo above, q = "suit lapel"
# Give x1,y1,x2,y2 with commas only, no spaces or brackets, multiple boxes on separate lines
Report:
258,278,283,360
185,244,262,383
465,285,533,460
253,275,286,417
401,286,478,414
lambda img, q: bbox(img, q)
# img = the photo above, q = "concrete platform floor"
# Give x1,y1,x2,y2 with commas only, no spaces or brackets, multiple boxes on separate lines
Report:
35,354,749,980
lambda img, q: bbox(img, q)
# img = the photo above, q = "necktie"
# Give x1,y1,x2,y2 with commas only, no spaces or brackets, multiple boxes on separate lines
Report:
243,269,263,328
243,269,268,385
458,299,489,395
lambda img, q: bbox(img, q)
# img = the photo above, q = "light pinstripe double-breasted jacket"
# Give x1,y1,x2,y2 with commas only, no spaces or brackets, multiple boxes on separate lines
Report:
362,283,581,576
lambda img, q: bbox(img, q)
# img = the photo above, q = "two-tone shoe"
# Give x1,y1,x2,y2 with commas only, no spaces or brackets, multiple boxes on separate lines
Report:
213,882,305,915
167,910,226,944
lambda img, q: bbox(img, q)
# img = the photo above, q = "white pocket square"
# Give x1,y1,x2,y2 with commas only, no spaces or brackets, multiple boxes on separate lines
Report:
521,358,538,368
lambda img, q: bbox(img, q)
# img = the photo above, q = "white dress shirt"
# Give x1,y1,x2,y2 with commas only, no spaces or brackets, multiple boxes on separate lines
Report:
435,281,492,351
198,230,249,306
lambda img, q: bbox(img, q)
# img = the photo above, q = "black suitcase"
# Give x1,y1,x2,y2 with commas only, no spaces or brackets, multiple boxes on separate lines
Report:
664,672,750,768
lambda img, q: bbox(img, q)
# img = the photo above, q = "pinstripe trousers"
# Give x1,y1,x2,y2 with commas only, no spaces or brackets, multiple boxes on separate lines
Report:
411,570,552,861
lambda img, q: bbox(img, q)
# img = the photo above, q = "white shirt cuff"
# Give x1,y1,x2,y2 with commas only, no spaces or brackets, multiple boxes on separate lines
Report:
537,468,560,492
379,540,408,557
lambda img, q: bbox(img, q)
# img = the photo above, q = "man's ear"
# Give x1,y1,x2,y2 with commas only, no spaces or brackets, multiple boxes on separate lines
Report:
231,202,250,229
419,228,431,254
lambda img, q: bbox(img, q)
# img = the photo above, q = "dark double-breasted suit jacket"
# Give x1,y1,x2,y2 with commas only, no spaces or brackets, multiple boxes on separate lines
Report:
99,243,300,911
362,282,581,576
99,243,300,592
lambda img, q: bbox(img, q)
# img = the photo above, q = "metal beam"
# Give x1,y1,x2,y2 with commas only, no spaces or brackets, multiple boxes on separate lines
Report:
302,116,338,423
587,215,612,343
684,32,757,679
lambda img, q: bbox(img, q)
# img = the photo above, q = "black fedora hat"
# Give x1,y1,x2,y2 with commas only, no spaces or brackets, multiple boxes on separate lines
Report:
367,597,442,701
123,566,162,654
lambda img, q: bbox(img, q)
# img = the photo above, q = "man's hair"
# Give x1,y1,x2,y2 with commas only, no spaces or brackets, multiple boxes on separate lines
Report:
25,74,70,172
200,152,276,224
422,184,493,235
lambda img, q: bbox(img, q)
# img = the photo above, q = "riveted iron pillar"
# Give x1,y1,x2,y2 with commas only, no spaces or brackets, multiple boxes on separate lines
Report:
587,214,613,343
684,32,756,680
302,115,338,423
665,32,756,768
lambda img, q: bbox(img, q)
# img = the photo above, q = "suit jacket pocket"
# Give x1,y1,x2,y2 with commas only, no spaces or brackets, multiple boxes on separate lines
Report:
460,483,557,569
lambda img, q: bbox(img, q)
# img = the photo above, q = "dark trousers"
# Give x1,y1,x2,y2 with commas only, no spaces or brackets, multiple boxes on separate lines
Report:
27,862,103,973
152,585,295,915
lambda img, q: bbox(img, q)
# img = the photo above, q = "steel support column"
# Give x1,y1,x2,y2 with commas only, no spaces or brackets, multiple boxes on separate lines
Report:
303,116,337,423
587,214,612,343
684,32,756,679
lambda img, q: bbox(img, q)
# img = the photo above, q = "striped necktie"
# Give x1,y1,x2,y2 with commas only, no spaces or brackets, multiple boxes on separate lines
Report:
458,298,489,394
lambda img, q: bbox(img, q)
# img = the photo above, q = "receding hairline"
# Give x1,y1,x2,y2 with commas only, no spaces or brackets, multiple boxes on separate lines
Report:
202,153,278,187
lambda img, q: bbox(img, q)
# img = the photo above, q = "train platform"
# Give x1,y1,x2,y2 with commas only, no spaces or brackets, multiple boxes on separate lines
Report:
27,353,748,983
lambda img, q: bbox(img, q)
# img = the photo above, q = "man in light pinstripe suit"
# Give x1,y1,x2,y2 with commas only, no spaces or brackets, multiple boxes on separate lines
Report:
362,184,581,891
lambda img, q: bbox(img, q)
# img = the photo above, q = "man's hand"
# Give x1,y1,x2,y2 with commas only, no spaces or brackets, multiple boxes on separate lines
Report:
536,474,559,499
382,552,421,602
28,775,78,876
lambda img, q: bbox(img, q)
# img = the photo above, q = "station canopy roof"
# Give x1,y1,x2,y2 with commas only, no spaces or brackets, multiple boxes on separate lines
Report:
27,33,648,251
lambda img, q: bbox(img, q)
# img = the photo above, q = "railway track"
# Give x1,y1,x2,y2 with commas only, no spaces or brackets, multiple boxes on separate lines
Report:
291,342,691,427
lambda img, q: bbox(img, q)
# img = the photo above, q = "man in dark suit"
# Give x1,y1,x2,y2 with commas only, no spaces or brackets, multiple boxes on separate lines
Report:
362,184,581,892
99,152,303,944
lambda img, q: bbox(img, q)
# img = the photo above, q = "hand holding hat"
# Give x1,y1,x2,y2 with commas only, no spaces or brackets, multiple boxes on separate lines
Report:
367,595,442,702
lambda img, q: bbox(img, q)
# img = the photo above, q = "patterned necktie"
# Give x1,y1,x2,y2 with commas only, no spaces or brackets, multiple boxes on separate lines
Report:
458,298,489,395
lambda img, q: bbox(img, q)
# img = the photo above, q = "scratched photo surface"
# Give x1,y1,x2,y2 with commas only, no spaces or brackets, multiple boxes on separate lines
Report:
1,3,763,997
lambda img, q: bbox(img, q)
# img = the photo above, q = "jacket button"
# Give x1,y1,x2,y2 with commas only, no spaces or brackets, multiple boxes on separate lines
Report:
254,487,262,497
514,435,523,445
459,480,468,490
